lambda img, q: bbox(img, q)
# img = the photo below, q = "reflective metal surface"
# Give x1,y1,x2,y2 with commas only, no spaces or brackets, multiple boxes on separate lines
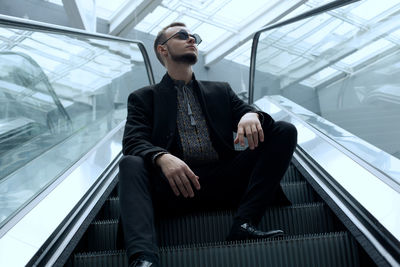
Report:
255,96,400,244
0,14,154,267
0,16,152,228
258,95,400,189
0,122,124,267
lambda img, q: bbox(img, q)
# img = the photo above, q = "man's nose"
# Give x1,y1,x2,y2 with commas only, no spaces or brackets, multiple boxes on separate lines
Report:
187,35,195,44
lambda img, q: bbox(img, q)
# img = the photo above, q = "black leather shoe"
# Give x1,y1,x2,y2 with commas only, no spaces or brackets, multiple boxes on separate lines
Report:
226,223,284,241
130,259,157,267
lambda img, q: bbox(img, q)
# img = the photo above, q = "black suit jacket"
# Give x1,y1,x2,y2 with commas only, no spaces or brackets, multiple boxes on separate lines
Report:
122,73,274,166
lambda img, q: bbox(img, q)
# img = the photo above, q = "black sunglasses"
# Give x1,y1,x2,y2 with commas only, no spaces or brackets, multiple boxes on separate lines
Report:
161,30,202,45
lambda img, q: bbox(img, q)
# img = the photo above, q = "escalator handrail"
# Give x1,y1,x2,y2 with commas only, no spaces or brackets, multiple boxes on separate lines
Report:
248,0,360,105
0,14,155,86
0,15,156,265
256,95,400,266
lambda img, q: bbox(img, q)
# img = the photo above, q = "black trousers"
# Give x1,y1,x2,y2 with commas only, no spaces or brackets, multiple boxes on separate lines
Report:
118,121,297,261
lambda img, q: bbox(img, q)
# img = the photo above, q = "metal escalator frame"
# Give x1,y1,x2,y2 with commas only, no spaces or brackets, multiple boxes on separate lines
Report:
248,1,400,265
0,15,155,267
29,149,122,267
253,96,400,266
292,149,399,267
0,120,125,267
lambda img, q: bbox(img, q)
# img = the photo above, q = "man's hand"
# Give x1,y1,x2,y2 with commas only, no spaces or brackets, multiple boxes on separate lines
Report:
234,112,264,150
156,153,200,198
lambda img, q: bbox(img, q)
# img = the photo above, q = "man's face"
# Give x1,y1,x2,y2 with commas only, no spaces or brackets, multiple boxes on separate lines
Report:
162,26,198,65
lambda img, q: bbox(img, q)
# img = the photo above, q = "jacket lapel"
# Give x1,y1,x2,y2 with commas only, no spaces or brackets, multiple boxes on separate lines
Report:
194,80,215,131
195,80,232,149
153,74,177,148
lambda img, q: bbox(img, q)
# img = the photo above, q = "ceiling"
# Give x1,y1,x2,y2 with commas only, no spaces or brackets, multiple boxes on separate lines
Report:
41,0,400,85
46,0,340,67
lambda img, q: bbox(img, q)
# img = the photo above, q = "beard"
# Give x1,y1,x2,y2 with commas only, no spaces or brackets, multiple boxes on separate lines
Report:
170,51,198,65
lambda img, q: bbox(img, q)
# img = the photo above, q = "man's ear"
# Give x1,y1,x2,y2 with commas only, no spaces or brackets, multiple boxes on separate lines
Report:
157,44,168,57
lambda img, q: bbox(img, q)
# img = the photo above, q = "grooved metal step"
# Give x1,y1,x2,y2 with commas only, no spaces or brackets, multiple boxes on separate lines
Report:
72,232,360,267
96,181,317,221
282,165,304,183
281,181,317,204
80,203,335,252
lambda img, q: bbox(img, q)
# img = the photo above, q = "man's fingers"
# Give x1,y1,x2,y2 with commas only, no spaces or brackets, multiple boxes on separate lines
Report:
166,176,180,196
246,126,254,149
251,124,259,147
174,175,191,198
179,173,195,197
185,166,201,190
237,127,245,146
257,123,264,142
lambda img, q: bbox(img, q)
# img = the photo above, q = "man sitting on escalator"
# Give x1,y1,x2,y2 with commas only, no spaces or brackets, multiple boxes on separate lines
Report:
119,22,297,267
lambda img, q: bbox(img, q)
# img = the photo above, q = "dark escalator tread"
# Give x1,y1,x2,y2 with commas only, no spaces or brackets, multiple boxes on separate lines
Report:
282,165,304,183
96,197,119,220
160,232,360,267
283,181,317,204
73,232,360,267
73,250,128,267
158,203,335,246
109,184,119,198
96,182,317,221
81,203,335,251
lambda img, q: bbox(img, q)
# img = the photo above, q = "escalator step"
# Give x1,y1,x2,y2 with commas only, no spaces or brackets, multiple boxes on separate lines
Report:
73,232,360,267
96,197,119,221
81,203,335,252
281,181,317,204
96,182,316,221
282,165,304,183
73,251,128,267
160,232,360,267
157,203,334,246
109,183,119,198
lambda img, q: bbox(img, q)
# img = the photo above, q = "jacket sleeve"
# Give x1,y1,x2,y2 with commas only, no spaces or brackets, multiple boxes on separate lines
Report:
122,90,168,165
227,83,274,131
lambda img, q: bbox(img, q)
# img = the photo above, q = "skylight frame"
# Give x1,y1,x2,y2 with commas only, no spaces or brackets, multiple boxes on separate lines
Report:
37,0,400,77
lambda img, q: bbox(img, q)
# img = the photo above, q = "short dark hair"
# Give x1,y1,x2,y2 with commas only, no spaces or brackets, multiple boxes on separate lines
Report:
154,22,186,66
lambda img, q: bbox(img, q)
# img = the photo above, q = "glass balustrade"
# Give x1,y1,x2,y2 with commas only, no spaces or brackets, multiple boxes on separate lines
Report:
253,0,400,184
0,22,152,227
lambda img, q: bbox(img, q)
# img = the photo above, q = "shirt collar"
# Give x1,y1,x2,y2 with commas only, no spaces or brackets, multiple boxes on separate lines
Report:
166,72,196,89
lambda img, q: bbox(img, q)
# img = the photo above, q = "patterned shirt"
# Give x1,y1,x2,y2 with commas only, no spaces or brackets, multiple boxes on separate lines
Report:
175,80,219,166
